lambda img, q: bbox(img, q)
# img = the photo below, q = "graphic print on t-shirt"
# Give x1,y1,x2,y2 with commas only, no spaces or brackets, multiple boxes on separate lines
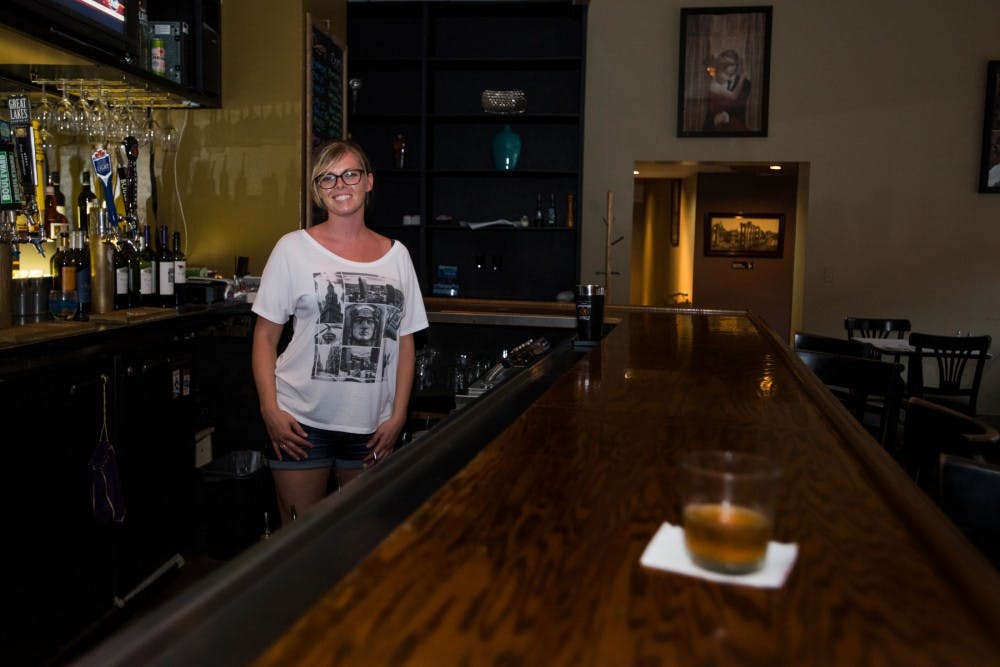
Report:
311,271,403,383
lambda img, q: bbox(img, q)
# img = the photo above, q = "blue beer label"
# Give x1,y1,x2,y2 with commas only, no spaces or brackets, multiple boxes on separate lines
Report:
6,95,31,126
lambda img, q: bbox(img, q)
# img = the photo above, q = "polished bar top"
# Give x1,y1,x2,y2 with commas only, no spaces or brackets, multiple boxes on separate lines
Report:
250,307,1000,664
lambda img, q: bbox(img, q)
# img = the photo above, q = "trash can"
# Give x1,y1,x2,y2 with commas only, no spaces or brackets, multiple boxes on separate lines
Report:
201,450,273,559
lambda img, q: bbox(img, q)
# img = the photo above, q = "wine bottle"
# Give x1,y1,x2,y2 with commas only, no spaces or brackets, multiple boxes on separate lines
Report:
58,232,76,292
156,225,175,307
50,232,68,290
50,171,66,217
114,234,131,310
78,171,97,233
172,231,186,306
122,224,142,308
43,184,67,240
533,193,545,227
138,226,157,307
74,230,91,317
546,193,557,226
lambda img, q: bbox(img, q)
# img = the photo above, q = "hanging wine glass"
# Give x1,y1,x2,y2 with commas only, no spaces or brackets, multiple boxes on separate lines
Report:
119,99,142,140
158,119,178,154
35,82,55,134
55,80,76,137
74,82,92,144
140,107,157,146
89,89,112,144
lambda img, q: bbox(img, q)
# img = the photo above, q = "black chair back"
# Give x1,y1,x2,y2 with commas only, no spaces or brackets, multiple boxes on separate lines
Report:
844,317,912,340
796,349,904,450
939,454,1000,567
793,331,876,359
907,332,991,416
902,396,1000,498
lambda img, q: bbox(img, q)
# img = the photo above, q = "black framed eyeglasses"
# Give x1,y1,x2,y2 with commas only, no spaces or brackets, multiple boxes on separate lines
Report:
315,169,366,189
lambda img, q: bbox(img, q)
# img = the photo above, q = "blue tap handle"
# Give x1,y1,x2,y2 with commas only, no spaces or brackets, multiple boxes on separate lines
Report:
91,146,120,230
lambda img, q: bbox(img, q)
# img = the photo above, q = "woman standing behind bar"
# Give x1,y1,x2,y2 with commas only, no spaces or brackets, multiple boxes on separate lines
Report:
252,140,428,525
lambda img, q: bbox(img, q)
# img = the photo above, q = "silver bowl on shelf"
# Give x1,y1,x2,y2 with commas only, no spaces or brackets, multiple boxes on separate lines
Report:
481,89,526,115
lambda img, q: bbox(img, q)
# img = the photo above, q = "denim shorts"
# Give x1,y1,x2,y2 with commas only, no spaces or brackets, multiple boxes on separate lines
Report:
264,424,373,471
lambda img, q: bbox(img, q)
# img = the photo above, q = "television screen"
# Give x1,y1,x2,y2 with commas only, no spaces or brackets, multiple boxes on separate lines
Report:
47,0,127,36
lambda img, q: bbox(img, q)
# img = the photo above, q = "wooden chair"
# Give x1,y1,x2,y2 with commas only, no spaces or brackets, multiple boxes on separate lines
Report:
844,317,912,340
793,331,876,359
906,333,992,416
796,349,904,450
939,454,1000,567
901,397,1000,498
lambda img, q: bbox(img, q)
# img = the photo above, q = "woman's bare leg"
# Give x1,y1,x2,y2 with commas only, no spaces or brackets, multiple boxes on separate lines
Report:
271,468,331,525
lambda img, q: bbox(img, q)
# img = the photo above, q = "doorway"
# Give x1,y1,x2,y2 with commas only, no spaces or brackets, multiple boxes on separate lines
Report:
631,161,804,341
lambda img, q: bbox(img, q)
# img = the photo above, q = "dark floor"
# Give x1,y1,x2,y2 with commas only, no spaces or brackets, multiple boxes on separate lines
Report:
41,542,228,666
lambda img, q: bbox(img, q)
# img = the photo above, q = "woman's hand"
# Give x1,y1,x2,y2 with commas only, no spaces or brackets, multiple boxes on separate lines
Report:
263,406,311,460
367,413,406,465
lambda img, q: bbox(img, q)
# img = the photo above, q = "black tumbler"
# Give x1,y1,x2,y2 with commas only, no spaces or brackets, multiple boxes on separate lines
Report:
575,284,605,341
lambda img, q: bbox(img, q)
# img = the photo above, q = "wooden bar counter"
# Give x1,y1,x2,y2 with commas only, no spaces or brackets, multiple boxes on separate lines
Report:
82,306,1000,665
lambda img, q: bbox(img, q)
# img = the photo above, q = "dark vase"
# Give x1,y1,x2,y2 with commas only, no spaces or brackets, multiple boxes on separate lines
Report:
492,124,521,170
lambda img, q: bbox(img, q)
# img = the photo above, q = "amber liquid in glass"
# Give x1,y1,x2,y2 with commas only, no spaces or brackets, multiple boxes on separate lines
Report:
683,502,772,573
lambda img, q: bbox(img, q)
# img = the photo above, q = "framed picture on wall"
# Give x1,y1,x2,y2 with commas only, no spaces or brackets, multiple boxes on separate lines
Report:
704,213,785,258
677,6,773,137
979,60,1000,193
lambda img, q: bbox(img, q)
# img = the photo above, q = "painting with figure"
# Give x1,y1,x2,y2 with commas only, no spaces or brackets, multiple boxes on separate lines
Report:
678,6,772,137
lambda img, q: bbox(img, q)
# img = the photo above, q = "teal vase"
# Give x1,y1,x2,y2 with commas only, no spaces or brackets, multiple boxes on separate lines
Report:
492,124,521,170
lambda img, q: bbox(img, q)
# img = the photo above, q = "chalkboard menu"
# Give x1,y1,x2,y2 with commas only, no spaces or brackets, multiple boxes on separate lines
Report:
309,17,346,149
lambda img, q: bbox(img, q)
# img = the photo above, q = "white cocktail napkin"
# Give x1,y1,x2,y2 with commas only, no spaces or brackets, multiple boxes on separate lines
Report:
640,522,798,589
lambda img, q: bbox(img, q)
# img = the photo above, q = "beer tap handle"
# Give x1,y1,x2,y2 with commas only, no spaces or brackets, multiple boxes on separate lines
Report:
91,145,120,230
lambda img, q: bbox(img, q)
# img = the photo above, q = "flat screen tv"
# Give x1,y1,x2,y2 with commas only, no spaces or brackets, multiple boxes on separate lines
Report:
1,0,139,65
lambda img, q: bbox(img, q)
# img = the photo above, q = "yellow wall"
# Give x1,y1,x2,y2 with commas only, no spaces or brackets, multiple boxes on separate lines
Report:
163,0,345,277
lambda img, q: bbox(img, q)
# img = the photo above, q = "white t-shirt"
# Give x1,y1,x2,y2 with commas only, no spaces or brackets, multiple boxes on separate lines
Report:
252,230,428,432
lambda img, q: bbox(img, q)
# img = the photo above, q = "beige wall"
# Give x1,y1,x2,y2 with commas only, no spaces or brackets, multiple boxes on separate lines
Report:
584,0,1000,412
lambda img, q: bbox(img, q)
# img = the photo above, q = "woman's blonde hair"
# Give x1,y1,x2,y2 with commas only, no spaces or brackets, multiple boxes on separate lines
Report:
309,139,374,208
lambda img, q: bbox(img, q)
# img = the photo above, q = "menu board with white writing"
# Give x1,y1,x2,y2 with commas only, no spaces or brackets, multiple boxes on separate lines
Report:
308,17,346,149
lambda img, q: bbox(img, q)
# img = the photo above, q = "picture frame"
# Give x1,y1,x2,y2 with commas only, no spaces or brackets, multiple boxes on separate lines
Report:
704,213,785,258
677,6,773,137
978,60,1000,193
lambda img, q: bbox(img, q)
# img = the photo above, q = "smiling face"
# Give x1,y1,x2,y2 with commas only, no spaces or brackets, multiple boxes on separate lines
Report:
310,140,375,216
314,151,374,218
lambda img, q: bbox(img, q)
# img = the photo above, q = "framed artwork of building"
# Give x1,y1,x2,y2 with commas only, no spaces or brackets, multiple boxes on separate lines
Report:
677,6,773,137
704,213,785,258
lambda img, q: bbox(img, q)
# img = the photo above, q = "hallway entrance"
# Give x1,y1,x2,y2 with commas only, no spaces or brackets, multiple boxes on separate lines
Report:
631,161,804,341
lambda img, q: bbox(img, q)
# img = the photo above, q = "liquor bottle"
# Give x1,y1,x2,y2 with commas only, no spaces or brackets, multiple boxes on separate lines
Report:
546,193,557,226
172,231,187,305
138,226,157,306
50,232,68,290
156,225,175,307
533,193,545,227
113,229,131,310
78,171,97,232
74,230,92,317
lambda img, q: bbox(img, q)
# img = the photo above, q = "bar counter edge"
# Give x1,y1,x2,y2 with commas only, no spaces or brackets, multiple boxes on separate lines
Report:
72,301,1000,666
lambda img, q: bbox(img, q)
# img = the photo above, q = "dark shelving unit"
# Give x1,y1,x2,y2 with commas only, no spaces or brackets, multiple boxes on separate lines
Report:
347,1,586,300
